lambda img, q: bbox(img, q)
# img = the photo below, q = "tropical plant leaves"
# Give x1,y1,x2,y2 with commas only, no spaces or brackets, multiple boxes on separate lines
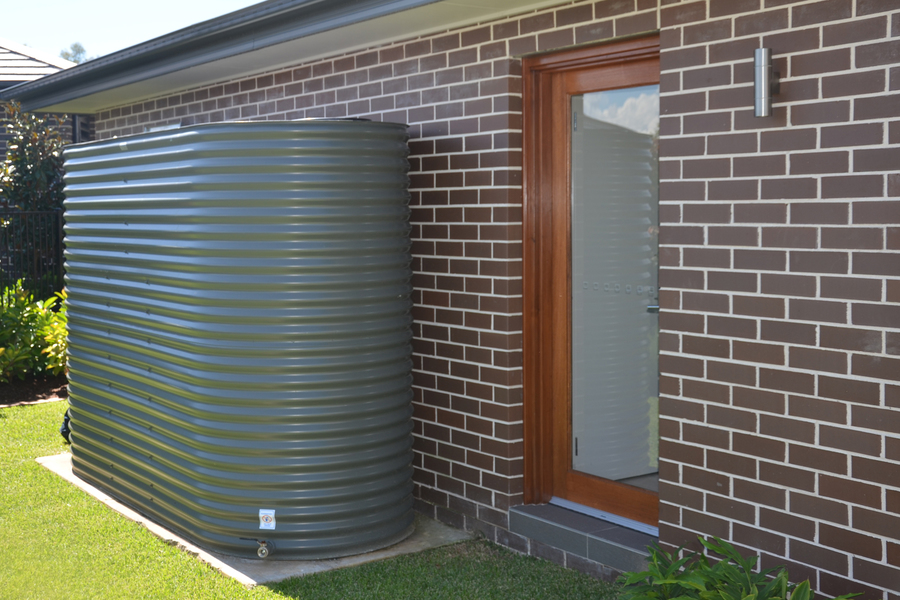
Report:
618,537,861,600
0,281,67,382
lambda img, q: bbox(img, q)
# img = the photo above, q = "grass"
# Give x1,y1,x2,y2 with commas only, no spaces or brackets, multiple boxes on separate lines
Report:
272,540,616,600
0,401,619,600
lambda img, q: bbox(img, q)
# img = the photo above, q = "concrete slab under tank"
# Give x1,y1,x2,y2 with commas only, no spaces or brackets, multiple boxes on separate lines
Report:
37,452,472,587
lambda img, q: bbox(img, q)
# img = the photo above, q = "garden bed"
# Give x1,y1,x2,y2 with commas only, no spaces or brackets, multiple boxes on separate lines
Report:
0,373,67,406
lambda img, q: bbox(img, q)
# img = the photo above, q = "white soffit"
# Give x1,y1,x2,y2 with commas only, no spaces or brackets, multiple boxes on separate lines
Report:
46,0,567,113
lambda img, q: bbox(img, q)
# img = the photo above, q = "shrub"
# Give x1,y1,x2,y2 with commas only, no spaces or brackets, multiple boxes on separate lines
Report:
0,281,67,382
619,536,859,600
0,101,67,211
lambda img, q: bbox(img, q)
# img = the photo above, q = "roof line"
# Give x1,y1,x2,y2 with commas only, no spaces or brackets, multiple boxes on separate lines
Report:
0,36,75,70
0,0,440,111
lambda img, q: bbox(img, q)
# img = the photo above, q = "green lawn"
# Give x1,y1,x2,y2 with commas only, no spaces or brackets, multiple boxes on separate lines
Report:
0,401,618,600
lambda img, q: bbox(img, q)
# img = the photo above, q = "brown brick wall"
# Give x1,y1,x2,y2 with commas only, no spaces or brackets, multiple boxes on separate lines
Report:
658,1,900,598
89,0,899,595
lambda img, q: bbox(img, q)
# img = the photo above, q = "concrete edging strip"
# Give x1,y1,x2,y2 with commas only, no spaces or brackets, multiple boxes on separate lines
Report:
37,452,471,587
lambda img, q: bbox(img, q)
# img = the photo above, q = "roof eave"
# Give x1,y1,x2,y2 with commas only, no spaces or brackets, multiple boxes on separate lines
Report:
0,0,440,112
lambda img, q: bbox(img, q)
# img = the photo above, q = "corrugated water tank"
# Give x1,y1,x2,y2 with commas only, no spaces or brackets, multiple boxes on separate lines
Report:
62,120,414,560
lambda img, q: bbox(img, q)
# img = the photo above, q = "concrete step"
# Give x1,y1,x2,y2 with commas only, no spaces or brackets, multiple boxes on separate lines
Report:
509,503,654,573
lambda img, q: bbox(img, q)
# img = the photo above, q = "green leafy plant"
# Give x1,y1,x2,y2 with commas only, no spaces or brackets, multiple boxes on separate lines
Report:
40,288,67,375
0,101,67,211
619,536,859,600
0,281,67,382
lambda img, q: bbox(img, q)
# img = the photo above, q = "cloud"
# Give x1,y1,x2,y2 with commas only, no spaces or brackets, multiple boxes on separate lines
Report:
583,87,659,135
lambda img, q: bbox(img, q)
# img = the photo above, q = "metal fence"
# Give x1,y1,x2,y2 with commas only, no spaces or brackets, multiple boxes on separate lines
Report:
0,210,64,301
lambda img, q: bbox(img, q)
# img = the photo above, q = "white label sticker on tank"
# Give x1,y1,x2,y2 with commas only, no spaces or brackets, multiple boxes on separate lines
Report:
259,509,276,530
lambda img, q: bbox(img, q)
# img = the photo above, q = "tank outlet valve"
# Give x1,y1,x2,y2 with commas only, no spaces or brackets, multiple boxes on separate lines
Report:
241,537,275,559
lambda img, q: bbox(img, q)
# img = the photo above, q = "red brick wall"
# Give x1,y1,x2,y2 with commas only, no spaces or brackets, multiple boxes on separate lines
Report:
90,0,899,595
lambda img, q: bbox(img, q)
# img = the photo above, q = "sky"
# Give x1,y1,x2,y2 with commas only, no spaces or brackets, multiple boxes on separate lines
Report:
2,0,264,61
583,85,660,135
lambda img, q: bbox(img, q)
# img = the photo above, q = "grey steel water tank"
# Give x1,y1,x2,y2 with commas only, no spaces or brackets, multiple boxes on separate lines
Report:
61,120,414,560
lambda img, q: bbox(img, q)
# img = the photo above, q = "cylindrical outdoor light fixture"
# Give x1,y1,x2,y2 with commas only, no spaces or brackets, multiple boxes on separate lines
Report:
754,48,773,118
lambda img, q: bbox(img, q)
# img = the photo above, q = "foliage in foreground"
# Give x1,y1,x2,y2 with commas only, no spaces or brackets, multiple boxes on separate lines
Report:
0,100,66,211
619,537,859,600
0,401,617,600
0,281,67,382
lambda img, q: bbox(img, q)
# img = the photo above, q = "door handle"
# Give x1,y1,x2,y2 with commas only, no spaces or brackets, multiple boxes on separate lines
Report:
646,305,659,313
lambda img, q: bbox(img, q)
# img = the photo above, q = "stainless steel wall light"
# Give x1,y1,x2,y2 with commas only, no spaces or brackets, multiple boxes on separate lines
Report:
754,48,780,118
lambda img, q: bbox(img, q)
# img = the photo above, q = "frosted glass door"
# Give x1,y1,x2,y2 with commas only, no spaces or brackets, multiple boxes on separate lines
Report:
570,86,660,489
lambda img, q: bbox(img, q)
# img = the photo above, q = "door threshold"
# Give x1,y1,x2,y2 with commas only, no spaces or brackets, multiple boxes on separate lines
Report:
549,497,659,537
509,502,655,573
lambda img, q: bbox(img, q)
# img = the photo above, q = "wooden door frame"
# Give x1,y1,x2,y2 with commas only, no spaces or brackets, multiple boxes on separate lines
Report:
522,34,661,524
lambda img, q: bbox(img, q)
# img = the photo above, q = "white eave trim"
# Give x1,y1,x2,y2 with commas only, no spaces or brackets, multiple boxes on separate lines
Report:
6,0,567,114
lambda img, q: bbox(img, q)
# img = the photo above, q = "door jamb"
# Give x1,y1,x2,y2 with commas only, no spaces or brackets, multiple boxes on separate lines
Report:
522,35,662,507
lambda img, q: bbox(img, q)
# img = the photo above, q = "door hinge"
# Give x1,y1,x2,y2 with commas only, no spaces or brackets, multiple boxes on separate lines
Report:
575,437,578,456
573,111,577,132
